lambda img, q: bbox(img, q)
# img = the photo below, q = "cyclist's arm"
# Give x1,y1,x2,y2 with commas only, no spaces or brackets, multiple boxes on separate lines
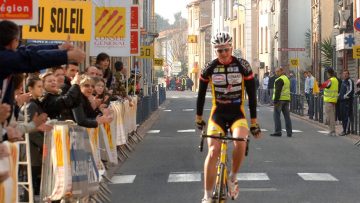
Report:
196,77,209,116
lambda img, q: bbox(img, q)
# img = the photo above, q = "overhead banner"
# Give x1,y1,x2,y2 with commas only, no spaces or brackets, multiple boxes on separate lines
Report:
22,0,92,41
90,1,132,56
0,0,38,25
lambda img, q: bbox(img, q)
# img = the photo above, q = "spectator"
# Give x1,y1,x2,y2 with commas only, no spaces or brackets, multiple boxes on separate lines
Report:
170,77,176,90
165,77,170,90
304,71,315,116
262,72,269,103
268,71,277,105
41,72,81,120
289,72,297,94
186,76,194,91
112,61,127,98
94,77,112,106
338,70,354,136
72,76,112,128
52,66,66,89
86,66,99,78
96,52,112,89
62,62,79,94
356,79,360,95
320,68,338,136
20,76,48,195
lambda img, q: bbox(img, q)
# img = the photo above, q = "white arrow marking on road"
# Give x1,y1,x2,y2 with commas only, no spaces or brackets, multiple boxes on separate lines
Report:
177,129,196,133
147,130,160,134
111,175,136,184
236,173,270,181
282,129,303,133
168,172,201,182
297,173,338,181
182,109,194,111
318,131,330,134
164,109,172,112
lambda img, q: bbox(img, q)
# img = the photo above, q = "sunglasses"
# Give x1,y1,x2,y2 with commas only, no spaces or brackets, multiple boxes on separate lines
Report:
216,48,230,54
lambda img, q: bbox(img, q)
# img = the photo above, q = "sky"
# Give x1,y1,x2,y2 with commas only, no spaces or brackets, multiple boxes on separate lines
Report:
155,0,190,24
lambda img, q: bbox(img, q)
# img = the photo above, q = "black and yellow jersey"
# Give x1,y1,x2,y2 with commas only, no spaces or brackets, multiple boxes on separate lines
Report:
196,56,257,120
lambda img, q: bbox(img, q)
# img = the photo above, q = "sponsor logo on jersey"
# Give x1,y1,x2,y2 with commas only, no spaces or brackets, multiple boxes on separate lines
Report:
215,85,242,93
212,74,227,85
227,66,239,73
227,73,242,84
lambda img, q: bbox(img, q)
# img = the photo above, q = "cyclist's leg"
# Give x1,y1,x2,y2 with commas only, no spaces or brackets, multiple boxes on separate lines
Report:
203,113,225,199
230,119,249,180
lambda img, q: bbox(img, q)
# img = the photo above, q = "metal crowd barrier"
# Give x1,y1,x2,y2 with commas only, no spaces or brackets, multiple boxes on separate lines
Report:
258,88,270,104
290,93,304,116
351,95,360,135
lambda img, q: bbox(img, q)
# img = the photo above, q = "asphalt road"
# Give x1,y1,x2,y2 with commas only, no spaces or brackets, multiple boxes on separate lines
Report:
109,91,360,203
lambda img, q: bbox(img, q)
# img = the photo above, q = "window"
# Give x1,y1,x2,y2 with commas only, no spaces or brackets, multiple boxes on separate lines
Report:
233,28,237,49
260,27,263,53
265,26,268,53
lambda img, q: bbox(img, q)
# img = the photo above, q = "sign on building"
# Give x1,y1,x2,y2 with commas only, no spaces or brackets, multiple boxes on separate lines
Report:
336,33,356,50
22,0,92,41
188,35,197,43
0,0,38,25
289,58,300,67
90,0,132,56
172,61,182,75
154,58,164,66
138,46,154,59
353,45,360,58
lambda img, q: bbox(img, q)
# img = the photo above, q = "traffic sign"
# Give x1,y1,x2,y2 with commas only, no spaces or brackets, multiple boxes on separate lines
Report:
154,58,164,66
353,45,360,58
138,46,154,59
278,48,305,52
289,58,300,67
354,18,360,32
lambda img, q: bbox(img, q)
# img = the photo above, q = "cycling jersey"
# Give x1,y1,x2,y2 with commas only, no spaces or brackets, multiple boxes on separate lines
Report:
196,56,257,135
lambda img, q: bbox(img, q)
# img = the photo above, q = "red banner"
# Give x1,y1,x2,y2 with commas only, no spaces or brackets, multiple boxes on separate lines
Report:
0,0,33,19
131,6,139,29
130,30,139,54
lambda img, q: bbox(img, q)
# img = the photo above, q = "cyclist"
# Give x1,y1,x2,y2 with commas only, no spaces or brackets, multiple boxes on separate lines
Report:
195,32,261,203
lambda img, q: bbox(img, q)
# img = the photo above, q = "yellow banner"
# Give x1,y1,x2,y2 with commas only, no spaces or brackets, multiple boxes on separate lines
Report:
353,45,360,59
22,0,92,41
138,46,154,59
154,58,164,66
289,58,300,67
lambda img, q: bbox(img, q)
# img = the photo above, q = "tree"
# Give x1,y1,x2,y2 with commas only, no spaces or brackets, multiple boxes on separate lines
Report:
156,13,171,31
320,37,333,68
304,29,311,58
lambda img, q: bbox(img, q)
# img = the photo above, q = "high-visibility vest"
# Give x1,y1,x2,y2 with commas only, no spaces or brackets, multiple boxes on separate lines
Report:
324,77,339,103
272,75,290,101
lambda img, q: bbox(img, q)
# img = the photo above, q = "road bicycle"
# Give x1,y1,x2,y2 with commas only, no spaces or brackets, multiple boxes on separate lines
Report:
199,126,249,203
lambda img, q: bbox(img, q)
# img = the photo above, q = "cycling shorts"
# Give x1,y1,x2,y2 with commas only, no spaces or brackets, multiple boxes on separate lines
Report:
207,105,248,136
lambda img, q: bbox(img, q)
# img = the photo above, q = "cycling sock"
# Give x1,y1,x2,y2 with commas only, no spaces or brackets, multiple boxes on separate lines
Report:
229,172,236,182
204,190,212,198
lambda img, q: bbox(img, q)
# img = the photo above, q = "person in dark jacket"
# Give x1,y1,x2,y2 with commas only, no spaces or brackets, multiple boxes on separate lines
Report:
96,52,112,89
62,63,78,94
20,76,48,195
338,70,354,136
72,76,112,128
41,72,81,120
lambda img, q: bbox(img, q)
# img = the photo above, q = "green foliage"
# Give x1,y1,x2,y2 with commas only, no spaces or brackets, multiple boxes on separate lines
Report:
304,29,311,57
156,13,171,32
320,37,333,68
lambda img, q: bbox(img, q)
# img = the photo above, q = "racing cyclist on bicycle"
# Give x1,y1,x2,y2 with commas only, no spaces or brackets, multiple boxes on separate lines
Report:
195,32,261,203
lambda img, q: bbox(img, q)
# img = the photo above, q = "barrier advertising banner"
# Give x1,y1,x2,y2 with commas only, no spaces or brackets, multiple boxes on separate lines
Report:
22,0,92,41
0,0,38,25
90,1,132,56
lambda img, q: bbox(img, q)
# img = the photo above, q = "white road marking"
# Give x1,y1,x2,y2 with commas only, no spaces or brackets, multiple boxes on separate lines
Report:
241,188,278,192
237,173,270,181
297,173,338,181
182,109,194,111
164,109,172,112
318,131,330,134
177,129,196,133
261,129,268,132
204,108,211,111
282,129,303,133
168,172,201,182
206,95,212,98
111,175,136,184
171,96,179,99
147,130,160,134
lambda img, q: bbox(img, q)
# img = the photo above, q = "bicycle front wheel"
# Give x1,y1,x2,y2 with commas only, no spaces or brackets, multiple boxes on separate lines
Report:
216,163,226,203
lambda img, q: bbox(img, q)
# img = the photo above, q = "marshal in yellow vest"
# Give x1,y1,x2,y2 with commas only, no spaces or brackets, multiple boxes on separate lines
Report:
323,77,339,103
272,75,291,101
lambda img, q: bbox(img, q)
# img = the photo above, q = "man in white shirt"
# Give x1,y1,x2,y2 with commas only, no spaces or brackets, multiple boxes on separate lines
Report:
304,71,315,117
262,72,270,103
